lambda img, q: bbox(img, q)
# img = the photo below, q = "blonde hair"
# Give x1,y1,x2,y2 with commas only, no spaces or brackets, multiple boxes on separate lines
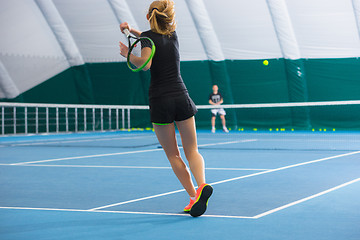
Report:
148,0,176,36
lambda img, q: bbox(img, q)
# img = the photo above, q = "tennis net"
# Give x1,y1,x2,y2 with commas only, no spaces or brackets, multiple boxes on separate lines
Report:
1,100,360,136
0,102,149,135
196,100,360,132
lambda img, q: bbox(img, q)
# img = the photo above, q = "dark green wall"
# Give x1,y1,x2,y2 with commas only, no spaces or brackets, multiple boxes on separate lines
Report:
2,58,360,130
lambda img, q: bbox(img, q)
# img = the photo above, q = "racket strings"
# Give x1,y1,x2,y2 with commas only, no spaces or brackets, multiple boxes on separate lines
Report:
127,37,156,72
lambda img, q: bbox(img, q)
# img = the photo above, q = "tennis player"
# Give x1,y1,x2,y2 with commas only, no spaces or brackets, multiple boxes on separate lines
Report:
209,85,229,133
119,0,212,217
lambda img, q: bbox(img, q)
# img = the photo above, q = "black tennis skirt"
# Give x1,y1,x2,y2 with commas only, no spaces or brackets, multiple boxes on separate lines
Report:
149,93,198,124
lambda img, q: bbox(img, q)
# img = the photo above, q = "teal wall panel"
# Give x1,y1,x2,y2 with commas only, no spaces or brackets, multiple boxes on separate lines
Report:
305,58,360,101
8,68,81,104
226,59,289,104
2,58,360,131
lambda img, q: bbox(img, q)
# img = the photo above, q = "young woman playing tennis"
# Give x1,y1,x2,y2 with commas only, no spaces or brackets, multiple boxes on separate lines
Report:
119,0,212,217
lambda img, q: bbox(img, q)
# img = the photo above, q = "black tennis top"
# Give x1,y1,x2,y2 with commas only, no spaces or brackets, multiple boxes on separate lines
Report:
141,30,187,100
209,92,223,104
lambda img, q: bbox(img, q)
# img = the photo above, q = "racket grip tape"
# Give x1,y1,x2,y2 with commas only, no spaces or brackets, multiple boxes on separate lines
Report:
123,28,130,38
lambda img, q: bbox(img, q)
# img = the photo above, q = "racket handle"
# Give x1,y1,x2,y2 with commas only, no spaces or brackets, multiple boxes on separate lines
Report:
123,28,130,38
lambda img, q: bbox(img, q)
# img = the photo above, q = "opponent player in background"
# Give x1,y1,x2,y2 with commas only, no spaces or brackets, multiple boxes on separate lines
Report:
209,85,229,133
119,0,212,217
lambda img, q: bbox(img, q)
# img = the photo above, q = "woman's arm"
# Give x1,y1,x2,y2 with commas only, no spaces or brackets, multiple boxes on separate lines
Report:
119,39,152,71
120,22,142,37
129,47,152,71
119,22,152,71
130,28,142,38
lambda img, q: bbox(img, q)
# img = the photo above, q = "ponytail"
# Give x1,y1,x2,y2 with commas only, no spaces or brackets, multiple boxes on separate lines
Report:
148,0,176,36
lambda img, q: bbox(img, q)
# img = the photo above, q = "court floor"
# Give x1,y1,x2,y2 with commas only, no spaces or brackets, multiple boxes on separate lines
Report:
0,130,359,240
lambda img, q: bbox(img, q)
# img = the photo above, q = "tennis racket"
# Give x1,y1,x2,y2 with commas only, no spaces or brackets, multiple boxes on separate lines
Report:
123,29,156,72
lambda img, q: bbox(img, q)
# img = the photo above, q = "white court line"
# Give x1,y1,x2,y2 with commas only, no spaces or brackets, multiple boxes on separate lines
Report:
10,148,163,166
88,150,360,212
0,163,269,171
253,177,360,219
210,150,360,186
0,133,153,145
195,139,257,147
0,206,255,219
9,139,257,165
1,178,358,220
6,177,360,218
1,151,359,219
2,136,155,147
89,189,187,211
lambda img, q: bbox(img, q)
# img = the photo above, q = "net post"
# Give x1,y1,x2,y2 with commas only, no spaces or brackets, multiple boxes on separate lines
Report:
84,108,87,131
13,107,16,134
92,108,95,131
1,107,4,135
116,108,119,130
35,107,39,134
122,108,125,129
25,107,28,134
100,108,104,131
46,107,49,133
75,108,78,132
56,107,59,133
127,108,130,130
109,108,112,130
65,107,69,132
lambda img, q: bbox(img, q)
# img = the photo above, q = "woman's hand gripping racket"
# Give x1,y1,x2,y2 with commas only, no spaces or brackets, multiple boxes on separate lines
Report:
122,28,156,72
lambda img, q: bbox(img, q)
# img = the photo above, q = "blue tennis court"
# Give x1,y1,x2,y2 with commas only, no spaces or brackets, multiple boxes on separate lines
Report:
1,130,359,240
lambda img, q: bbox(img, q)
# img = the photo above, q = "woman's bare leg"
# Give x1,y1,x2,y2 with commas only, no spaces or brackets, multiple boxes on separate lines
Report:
175,117,206,186
153,123,196,198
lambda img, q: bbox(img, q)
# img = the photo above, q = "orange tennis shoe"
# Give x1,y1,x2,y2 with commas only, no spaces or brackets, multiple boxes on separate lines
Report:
187,183,213,217
183,198,195,212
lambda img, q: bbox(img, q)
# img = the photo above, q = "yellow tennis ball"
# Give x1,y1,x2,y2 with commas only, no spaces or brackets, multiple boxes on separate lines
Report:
263,60,269,66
